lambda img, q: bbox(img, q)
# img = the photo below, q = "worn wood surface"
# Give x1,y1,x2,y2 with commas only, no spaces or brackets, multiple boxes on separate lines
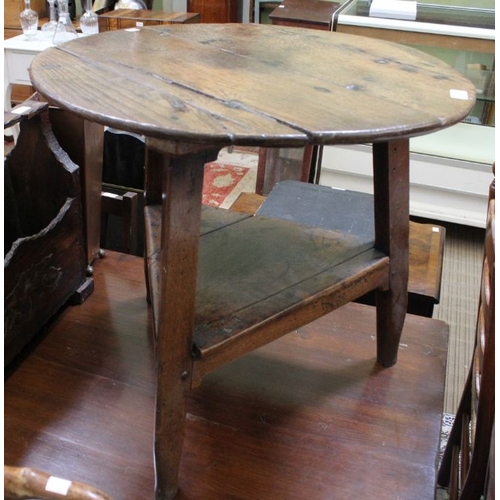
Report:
4,466,112,500
359,219,445,317
187,0,237,23
48,109,104,266
145,202,389,384
438,177,495,499
29,24,475,148
270,0,340,30
4,109,88,366
27,25,474,499
151,148,220,500
256,146,314,195
372,140,410,366
4,251,449,500
231,190,445,316
4,99,48,129
98,9,200,32
144,204,252,335
229,191,267,214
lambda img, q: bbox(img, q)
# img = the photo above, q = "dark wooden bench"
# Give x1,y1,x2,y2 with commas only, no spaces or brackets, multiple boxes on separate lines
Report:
230,181,445,318
4,98,92,366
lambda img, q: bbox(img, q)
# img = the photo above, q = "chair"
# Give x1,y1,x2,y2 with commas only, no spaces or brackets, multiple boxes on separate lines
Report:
256,146,317,195
437,172,495,499
4,466,111,500
256,3,338,195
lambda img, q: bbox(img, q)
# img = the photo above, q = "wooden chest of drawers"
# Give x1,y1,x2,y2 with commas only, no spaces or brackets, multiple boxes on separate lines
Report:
98,9,200,31
269,0,340,30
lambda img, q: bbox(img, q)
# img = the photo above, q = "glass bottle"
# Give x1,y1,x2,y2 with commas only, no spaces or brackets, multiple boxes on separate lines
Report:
79,0,98,35
41,0,58,33
20,0,39,40
52,0,78,45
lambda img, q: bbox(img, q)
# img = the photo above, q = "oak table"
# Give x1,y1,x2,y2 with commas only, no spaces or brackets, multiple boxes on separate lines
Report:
29,23,475,499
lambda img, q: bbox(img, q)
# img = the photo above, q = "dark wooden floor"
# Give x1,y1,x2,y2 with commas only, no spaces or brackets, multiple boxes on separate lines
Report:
4,251,449,499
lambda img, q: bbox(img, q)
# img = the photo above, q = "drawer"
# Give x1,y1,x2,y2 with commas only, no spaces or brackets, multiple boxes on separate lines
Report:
6,50,36,85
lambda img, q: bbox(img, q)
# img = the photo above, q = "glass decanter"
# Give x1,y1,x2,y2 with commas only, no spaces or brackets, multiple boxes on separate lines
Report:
19,0,39,39
41,0,58,33
52,0,78,45
80,0,98,35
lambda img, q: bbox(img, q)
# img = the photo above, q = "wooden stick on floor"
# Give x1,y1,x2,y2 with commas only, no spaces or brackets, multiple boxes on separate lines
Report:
4,466,112,500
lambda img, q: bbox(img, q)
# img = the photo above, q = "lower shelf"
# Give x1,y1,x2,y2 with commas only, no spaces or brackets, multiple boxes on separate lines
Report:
145,202,389,384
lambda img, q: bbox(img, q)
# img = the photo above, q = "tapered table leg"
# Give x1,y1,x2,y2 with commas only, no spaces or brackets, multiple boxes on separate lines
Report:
373,139,410,367
146,140,220,500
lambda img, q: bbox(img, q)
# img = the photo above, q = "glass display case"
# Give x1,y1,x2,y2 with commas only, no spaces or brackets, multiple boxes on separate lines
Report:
334,0,495,127
317,0,495,227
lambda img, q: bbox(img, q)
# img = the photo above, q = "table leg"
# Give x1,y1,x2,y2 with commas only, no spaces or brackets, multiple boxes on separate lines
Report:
372,139,410,367
49,110,104,268
148,143,220,500
4,57,19,141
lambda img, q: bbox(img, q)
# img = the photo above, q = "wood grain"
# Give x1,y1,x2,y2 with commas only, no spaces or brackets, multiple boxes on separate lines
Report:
4,466,112,500
5,251,449,500
230,191,446,317
4,109,87,366
187,0,237,23
373,139,409,366
26,25,474,498
29,24,475,148
270,0,340,30
437,177,495,498
98,9,200,32
48,108,104,266
144,202,390,385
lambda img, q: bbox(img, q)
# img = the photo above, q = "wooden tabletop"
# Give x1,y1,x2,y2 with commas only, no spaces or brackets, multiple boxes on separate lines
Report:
29,23,475,148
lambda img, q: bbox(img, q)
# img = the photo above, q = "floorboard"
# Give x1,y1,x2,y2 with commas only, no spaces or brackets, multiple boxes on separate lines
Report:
4,251,449,499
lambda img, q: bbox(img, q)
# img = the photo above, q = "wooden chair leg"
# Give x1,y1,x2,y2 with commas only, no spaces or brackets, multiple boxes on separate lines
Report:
100,207,109,250
449,446,460,500
256,146,314,195
121,192,138,255
438,371,473,487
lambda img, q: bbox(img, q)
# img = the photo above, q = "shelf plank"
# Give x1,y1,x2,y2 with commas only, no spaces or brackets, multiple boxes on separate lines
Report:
145,204,389,384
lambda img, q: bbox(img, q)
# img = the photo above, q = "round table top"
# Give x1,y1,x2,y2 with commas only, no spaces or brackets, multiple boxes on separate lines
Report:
30,23,476,148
